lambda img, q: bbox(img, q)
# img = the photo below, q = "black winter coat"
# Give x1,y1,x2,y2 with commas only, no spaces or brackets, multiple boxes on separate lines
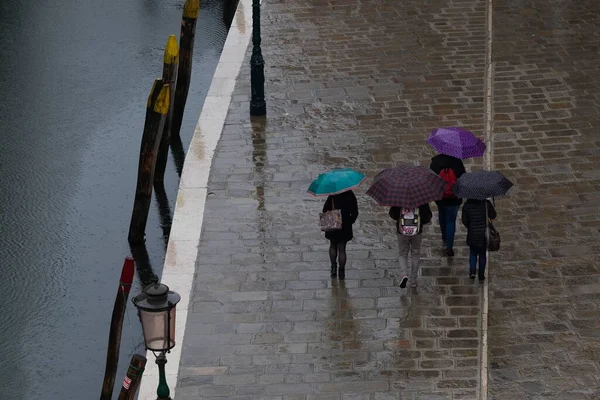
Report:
322,190,359,242
430,154,466,206
389,204,433,234
461,199,497,248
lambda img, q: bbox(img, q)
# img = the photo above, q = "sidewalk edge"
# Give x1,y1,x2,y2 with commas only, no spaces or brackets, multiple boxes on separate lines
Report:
136,1,253,398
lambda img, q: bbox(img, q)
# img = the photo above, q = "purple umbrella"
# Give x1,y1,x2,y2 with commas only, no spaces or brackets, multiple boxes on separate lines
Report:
427,127,486,159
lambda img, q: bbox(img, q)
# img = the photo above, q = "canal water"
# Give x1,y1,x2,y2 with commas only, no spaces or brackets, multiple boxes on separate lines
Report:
0,0,228,398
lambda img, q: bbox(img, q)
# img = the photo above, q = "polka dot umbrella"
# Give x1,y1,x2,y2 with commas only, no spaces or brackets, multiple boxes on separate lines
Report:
452,170,514,200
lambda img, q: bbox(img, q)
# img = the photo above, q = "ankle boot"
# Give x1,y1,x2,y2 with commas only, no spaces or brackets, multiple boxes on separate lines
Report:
330,263,337,278
338,266,345,280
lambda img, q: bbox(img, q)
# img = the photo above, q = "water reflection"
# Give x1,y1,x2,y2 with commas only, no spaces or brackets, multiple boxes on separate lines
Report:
329,279,360,349
251,116,268,262
251,116,267,212
0,0,227,396
170,133,187,178
153,181,173,250
129,243,159,287
223,0,239,27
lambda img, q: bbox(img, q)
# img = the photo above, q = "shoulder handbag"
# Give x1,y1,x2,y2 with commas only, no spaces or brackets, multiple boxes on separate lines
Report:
485,201,500,252
320,198,343,232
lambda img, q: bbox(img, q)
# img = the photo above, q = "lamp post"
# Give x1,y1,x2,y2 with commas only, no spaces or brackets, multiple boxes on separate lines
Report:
132,283,181,400
250,0,266,116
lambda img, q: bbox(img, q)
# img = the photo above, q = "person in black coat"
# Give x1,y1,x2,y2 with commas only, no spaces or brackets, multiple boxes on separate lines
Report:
430,154,466,256
322,190,359,279
389,203,432,288
461,198,497,281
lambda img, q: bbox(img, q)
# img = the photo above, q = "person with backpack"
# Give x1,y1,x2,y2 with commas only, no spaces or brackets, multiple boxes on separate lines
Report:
430,154,466,256
322,190,359,279
461,198,497,281
389,203,432,288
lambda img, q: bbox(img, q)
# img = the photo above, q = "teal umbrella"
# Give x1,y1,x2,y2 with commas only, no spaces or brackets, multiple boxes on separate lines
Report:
307,168,366,196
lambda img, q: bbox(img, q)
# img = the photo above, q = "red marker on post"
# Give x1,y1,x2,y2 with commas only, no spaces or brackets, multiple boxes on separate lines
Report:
100,256,136,400
120,256,135,295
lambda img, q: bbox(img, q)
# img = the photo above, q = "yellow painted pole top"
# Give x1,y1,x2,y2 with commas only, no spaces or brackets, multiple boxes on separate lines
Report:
183,0,200,19
164,35,179,64
147,79,161,109
154,85,171,115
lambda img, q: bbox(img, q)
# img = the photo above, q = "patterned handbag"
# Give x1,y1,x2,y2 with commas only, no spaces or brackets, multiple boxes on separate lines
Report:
485,201,500,252
320,199,342,232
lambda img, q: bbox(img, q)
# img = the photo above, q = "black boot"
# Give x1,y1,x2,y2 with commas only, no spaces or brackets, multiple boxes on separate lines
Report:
338,266,345,280
330,263,337,278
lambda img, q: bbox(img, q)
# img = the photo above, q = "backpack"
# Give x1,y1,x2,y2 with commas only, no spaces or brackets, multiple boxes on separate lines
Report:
439,168,457,199
398,207,420,236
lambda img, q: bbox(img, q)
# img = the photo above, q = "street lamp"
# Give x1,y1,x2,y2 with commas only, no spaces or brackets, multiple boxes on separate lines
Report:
132,283,181,400
250,0,266,116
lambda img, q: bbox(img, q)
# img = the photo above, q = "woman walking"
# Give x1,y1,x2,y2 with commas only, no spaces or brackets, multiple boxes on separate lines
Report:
426,127,486,256
366,164,447,288
429,153,466,256
461,198,497,281
322,190,359,279
389,203,432,288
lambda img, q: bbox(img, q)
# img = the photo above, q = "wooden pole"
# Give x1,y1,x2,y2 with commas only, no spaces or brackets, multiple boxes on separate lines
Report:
116,354,147,400
100,257,135,400
128,80,170,244
154,35,179,185
171,0,200,141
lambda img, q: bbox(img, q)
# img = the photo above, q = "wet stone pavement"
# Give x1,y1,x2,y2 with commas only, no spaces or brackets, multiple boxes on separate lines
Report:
175,0,490,399
487,0,600,399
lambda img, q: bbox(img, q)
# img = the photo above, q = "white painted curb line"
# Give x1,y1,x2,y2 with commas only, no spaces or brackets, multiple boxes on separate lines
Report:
136,0,253,398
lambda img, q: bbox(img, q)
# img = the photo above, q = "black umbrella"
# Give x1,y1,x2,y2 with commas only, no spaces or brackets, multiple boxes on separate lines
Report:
452,171,513,200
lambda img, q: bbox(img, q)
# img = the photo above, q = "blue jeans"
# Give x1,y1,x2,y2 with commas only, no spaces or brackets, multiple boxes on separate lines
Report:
438,204,459,249
469,246,487,277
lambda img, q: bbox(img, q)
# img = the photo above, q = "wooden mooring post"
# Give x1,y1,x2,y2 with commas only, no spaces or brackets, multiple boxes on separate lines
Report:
116,354,147,400
128,79,170,244
99,257,135,400
154,35,179,185
171,0,200,141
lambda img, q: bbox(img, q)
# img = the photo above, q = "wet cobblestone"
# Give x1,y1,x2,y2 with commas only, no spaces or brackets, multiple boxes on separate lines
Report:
175,0,490,398
488,0,600,399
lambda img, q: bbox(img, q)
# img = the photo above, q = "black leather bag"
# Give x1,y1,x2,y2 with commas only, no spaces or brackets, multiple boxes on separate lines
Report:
485,201,500,252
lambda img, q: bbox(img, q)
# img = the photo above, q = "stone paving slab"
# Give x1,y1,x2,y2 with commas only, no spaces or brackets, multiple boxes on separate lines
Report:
174,0,491,399
487,0,600,399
